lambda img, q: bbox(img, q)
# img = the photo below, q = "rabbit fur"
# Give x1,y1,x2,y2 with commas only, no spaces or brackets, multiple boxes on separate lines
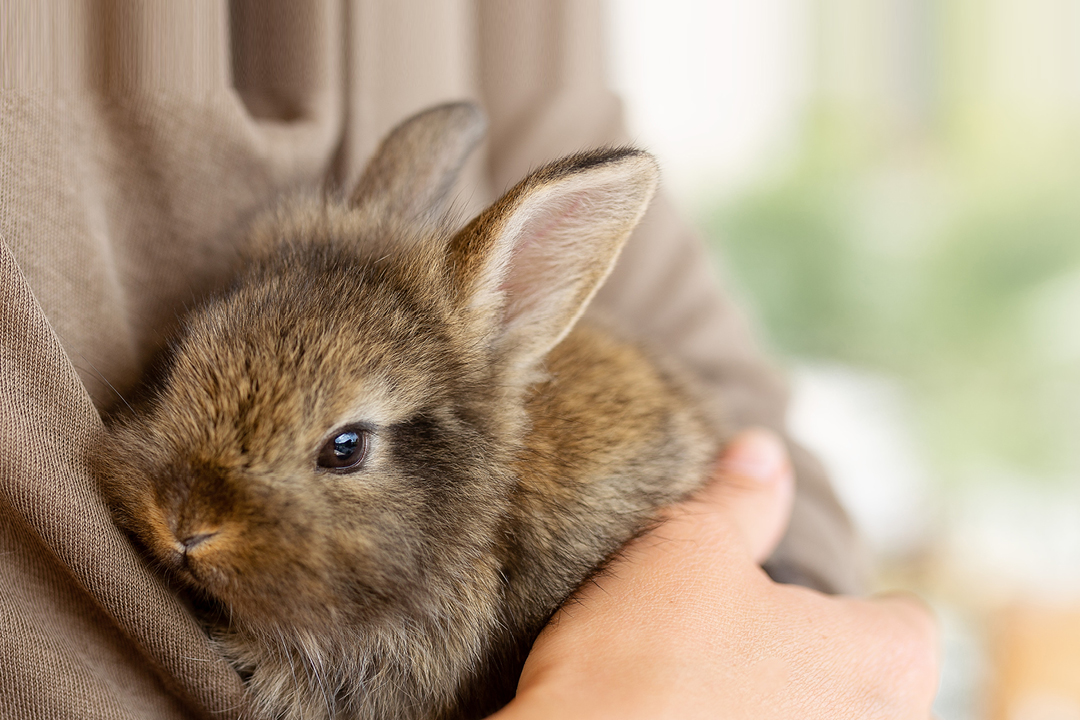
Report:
94,102,720,720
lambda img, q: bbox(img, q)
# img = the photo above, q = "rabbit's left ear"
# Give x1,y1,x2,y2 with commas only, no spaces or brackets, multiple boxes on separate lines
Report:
448,147,659,372
350,102,486,225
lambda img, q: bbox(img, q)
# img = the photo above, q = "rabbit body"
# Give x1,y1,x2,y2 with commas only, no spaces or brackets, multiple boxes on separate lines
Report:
95,104,719,720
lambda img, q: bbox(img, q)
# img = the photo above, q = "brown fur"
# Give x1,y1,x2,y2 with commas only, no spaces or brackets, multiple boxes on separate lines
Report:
94,102,720,720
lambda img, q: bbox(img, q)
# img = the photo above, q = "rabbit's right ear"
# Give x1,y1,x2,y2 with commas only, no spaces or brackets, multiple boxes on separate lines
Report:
350,102,486,225
447,148,659,373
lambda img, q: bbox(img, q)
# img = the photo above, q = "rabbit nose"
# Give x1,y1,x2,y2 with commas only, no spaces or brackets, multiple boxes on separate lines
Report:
179,531,217,553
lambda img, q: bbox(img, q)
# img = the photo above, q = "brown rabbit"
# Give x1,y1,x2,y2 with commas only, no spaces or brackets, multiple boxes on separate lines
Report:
94,102,720,720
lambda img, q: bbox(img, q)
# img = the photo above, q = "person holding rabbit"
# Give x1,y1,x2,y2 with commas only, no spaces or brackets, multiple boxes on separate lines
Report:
0,1,937,718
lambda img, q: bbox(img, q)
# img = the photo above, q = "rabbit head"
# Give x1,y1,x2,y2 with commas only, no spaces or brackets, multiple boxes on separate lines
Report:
96,102,660,642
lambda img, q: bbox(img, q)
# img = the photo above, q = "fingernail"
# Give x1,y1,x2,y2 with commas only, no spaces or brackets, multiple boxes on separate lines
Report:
720,429,787,483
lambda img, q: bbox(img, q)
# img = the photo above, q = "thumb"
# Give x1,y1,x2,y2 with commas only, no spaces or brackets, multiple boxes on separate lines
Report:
696,428,795,563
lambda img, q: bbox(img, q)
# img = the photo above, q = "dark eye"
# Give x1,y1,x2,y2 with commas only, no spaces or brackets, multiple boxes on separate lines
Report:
317,427,369,472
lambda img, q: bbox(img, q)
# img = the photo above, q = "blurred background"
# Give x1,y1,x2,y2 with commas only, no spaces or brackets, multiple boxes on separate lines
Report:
606,1,1080,718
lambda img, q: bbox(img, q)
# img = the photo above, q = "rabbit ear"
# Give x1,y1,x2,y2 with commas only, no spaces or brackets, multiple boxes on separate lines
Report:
448,148,659,370
350,102,486,224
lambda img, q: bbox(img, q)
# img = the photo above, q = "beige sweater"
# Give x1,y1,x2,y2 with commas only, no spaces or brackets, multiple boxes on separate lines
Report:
0,2,861,717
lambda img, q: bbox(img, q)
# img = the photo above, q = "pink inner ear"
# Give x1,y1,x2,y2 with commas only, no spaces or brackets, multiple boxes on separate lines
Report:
498,194,585,297
472,152,657,365
486,179,630,358
495,190,597,336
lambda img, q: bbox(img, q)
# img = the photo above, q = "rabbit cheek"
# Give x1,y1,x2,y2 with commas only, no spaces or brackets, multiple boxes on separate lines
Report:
178,495,336,618
185,523,336,626
318,495,424,607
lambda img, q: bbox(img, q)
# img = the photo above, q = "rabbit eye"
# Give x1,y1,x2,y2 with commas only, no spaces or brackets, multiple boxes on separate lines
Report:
317,427,369,472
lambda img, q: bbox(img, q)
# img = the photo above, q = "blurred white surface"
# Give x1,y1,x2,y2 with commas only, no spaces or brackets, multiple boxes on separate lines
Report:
786,363,932,558
944,470,1080,602
607,0,808,200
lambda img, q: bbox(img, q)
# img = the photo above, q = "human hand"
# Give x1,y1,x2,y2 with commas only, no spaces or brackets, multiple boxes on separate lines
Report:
489,428,939,720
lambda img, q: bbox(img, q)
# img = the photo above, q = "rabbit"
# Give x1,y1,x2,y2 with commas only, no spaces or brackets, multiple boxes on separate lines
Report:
94,101,721,720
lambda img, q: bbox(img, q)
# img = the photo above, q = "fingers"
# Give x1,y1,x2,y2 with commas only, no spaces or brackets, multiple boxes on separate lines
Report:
698,428,796,563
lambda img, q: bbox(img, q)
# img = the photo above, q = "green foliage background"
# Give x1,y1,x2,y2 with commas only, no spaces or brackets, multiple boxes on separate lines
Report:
699,103,1080,485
